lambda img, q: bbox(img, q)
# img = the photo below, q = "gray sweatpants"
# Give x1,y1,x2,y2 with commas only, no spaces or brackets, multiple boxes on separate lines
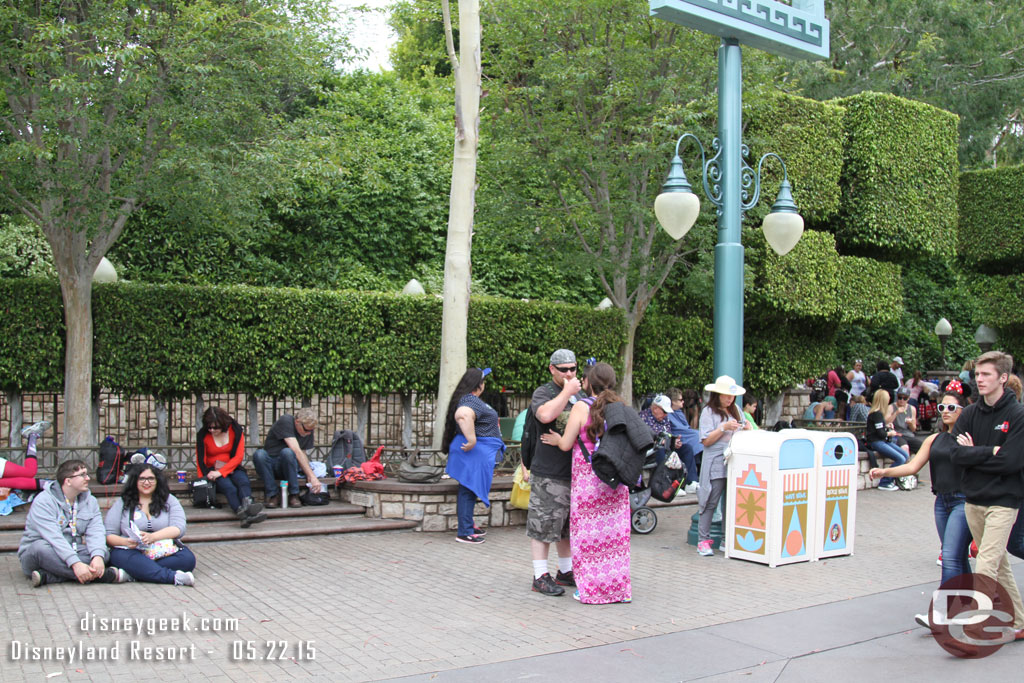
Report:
697,478,726,542
19,540,100,583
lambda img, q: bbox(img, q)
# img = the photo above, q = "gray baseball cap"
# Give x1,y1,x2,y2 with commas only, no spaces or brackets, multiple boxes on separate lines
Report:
549,349,576,366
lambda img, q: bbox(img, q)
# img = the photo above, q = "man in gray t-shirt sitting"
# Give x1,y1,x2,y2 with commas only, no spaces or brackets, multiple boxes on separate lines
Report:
253,407,322,508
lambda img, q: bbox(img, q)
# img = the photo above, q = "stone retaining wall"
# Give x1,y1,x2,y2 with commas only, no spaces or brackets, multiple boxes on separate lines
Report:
339,476,525,532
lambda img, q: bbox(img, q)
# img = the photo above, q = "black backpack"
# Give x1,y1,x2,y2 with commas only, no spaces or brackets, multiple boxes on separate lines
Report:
96,436,126,485
519,407,540,470
326,430,366,471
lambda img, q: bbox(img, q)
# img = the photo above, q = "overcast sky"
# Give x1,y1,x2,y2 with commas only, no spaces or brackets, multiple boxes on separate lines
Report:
335,0,396,72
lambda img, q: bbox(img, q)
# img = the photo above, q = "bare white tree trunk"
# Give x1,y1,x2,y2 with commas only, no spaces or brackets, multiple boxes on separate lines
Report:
401,392,414,449
432,0,482,450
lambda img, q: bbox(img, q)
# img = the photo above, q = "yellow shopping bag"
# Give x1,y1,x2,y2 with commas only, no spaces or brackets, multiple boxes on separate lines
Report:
510,464,531,510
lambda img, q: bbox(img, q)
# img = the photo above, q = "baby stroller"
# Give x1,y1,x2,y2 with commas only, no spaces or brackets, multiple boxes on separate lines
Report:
628,432,672,534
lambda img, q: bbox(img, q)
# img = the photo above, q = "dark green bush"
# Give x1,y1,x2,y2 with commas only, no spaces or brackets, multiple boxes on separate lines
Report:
958,165,1024,272
832,91,959,260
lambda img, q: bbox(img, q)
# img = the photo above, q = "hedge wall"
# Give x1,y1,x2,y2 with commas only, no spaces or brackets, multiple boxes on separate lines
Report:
0,279,630,397
0,277,841,399
836,256,903,326
744,93,846,226
744,228,901,326
833,92,959,259
958,164,1024,272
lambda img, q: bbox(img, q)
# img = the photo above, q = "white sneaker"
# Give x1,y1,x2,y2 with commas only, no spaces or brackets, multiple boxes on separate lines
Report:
21,421,51,437
685,482,699,495
174,571,196,587
914,613,930,629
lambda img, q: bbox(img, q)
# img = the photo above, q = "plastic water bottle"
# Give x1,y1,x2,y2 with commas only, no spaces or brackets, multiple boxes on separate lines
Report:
280,480,288,509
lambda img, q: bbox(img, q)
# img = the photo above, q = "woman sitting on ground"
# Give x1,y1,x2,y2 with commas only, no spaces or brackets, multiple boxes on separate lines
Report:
105,464,197,586
0,421,50,492
196,407,266,528
441,367,505,544
865,389,907,491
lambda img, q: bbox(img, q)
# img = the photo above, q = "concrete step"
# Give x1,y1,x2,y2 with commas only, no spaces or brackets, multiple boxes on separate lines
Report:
0,499,417,552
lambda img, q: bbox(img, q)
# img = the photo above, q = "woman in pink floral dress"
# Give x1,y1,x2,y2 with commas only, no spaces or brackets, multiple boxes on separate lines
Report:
541,362,631,604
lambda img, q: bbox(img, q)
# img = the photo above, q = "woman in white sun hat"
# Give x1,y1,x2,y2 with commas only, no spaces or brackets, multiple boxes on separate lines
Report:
696,376,750,556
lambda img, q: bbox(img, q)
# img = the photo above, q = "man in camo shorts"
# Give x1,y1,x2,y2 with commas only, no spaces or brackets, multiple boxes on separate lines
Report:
525,349,585,596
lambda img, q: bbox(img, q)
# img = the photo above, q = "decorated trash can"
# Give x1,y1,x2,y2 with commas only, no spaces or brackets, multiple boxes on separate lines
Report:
724,430,817,567
806,431,858,560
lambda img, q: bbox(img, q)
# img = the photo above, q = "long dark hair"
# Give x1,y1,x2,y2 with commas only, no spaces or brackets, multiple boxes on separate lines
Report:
121,464,170,517
584,363,622,444
707,391,742,421
441,368,486,451
683,389,701,426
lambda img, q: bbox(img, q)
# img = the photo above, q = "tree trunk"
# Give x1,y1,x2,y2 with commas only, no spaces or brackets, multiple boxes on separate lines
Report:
433,0,481,450
401,392,414,449
247,395,260,448
60,274,95,448
7,391,22,448
621,312,640,405
155,398,168,445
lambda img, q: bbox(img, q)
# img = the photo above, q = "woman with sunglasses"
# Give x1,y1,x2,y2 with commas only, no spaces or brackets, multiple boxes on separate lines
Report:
441,368,505,544
104,464,197,586
871,386,971,627
196,406,266,528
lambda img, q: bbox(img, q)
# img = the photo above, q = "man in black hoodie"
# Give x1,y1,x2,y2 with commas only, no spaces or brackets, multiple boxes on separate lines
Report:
950,350,1024,638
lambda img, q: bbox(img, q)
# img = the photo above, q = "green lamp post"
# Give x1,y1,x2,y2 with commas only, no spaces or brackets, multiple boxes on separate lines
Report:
650,0,828,549
650,0,828,386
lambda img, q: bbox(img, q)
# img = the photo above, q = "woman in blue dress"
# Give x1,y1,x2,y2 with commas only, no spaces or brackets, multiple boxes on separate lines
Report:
441,368,505,545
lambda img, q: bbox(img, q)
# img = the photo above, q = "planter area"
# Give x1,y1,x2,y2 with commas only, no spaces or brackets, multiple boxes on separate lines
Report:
338,475,525,532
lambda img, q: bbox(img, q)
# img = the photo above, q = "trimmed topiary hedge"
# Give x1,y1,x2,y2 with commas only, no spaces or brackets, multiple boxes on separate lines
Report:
744,93,846,226
832,91,959,260
836,256,903,325
633,314,713,396
750,229,840,320
958,164,1024,272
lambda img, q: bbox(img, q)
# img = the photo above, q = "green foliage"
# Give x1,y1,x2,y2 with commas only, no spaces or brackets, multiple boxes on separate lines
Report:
832,92,959,259
958,165,1024,272
833,263,980,373
836,256,903,326
968,274,1024,328
789,0,1024,168
745,321,836,397
744,94,846,225
0,279,64,393
750,230,841,320
387,0,453,80
632,315,712,395
110,71,452,290
1,279,630,397
0,217,55,279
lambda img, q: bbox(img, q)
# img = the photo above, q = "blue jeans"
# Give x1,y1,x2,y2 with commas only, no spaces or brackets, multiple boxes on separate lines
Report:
1008,509,1024,560
253,448,299,496
214,468,253,512
109,546,197,584
934,493,972,584
867,440,907,487
456,484,477,537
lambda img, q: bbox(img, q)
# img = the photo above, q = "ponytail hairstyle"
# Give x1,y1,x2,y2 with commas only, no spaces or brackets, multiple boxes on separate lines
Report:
441,368,486,452
584,363,623,444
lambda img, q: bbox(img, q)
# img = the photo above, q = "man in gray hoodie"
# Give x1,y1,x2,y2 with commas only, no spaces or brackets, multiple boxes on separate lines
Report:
18,459,122,587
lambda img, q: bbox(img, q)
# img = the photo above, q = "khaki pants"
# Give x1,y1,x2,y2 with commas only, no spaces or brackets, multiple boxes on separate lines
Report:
964,503,1024,629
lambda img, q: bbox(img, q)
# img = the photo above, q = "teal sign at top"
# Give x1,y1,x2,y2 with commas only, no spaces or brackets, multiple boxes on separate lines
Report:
650,0,829,61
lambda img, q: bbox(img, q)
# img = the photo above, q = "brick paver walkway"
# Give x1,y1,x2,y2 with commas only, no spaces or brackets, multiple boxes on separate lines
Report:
0,484,971,681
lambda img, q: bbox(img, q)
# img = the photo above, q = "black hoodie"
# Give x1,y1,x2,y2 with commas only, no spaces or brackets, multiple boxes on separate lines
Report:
950,390,1024,508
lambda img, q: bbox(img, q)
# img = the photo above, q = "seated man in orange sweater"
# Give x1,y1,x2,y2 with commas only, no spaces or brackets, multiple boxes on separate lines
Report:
196,407,266,527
